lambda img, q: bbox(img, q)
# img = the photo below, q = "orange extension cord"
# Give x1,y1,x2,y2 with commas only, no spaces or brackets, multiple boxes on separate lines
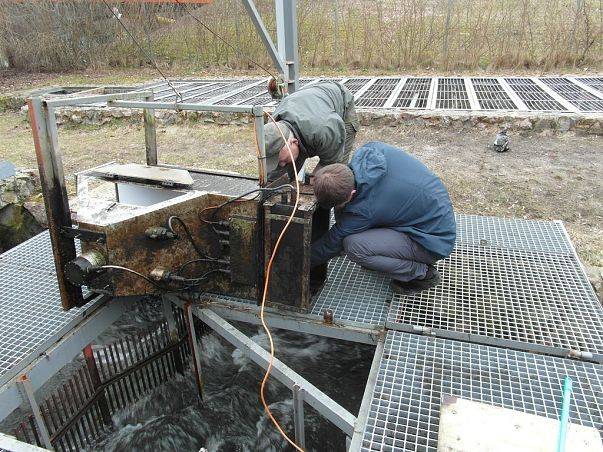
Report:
259,112,304,452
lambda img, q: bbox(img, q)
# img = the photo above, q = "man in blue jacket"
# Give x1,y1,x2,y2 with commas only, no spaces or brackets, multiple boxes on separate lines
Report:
311,141,456,292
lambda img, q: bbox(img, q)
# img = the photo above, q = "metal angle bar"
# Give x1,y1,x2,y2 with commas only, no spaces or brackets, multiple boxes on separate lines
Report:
292,384,306,449
348,338,384,452
383,77,407,108
426,77,438,110
107,100,262,115
16,376,52,449
204,79,267,105
196,308,356,436
193,298,382,345
353,78,378,102
498,77,527,110
241,0,287,76
463,77,481,110
383,320,602,364
0,298,135,422
254,115,268,186
186,304,204,399
275,0,299,92
43,90,153,108
532,78,578,113
566,77,603,100
143,93,158,166
0,432,50,452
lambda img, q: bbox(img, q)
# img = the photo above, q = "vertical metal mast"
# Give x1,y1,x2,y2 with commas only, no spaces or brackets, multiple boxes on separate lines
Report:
275,0,299,93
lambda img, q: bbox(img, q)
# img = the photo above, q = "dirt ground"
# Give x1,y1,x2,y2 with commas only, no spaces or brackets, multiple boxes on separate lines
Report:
0,110,601,267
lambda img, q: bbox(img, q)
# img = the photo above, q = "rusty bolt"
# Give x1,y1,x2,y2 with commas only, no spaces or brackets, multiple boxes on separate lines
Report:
323,309,334,325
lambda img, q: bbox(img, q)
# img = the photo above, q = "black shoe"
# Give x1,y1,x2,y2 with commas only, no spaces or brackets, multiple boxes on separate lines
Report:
390,265,441,294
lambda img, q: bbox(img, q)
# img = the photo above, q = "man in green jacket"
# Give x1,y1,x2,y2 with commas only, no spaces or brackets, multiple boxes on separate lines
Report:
264,81,359,180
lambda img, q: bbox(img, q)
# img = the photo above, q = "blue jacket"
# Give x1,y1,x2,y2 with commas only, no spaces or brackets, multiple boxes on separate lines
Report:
311,142,456,267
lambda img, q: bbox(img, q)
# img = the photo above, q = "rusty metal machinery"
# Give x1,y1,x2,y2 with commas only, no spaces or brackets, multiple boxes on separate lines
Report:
61,162,327,312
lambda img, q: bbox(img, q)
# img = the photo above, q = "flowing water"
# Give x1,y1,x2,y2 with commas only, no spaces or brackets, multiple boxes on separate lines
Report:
91,299,375,452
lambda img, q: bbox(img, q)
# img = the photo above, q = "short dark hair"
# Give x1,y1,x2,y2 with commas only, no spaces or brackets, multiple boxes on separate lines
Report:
313,164,355,208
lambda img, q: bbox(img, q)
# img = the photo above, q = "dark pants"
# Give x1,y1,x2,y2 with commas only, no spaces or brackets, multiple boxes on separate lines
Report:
343,228,439,282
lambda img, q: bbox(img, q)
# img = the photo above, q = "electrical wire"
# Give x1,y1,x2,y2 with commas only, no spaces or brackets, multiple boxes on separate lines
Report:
259,112,303,452
168,215,211,258
174,0,276,79
94,264,168,290
101,0,183,102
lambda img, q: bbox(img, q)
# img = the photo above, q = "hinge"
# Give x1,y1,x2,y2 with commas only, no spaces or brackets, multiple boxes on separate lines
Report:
61,226,106,244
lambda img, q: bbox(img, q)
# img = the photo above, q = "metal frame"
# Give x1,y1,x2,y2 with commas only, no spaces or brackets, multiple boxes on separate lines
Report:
0,433,50,452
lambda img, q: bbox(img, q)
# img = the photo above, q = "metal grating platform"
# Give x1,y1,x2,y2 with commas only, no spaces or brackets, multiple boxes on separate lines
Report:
310,257,390,325
342,78,372,95
393,78,431,108
505,78,567,111
436,78,470,110
455,214,572,255
540,77,603,112
387,243,603,355
360,331,603,452
0,230,79,272
356,78,401,108
579,77,603,94
471,78,517,110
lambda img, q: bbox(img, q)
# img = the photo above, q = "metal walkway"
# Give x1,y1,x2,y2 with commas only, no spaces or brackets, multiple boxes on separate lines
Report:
125,76,603,114
1,214,602,450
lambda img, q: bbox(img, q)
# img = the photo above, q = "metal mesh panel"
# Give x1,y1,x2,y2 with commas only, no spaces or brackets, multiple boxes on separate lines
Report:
578,77,603,94
0,263,87,381
0,231,80,272
342,78,372,95
194,79,261,103
387,244,603,353
471,78,517,110
356,79,400,108
214,82,268,105
505,78,567,111
393,78,431,108
158,82,233,102
455,214,572,254
540,78,603,112
436,78,470,110
360,331,603,452
311,257,390,325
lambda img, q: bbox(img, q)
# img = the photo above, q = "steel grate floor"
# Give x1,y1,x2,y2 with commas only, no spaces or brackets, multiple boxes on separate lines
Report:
540,77,603,112
455,214,572,255
310,257,390,325
579,77,603,94
436,78,470,110
356,78,401,108
393,78,431,109
342,78,372,95
387,243,603,355
0,230,79,272
505,78,567,111
360,331,603,452
471,78,517,110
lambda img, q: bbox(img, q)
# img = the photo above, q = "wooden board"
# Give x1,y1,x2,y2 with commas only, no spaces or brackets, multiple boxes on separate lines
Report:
438,395,602,452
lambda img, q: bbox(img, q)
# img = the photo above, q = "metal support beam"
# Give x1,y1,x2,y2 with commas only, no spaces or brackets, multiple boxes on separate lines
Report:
185,303,204,399
108,99,261,115
292,384,306,448
0,432,50,452
43,90,152,108
275,0,299,93
195,307,356,437
143,93,158,166
27,98,83,310
348,338,384,451
162,296,185,374
15,376,52,450
241,0,287,76
254,114,268,186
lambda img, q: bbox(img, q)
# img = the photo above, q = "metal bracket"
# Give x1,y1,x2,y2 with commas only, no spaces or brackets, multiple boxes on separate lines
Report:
16,375,53,450
60,226,106,244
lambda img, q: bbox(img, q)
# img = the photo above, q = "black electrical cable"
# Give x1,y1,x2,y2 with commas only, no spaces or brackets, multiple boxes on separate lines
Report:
167,215,211,258
177,257,225,276
101,0,183,101
207,184,294,222
174,0,276,79
94,265,169,290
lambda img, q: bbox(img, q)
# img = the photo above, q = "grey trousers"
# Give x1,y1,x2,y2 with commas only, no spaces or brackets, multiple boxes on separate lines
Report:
343,228,439,282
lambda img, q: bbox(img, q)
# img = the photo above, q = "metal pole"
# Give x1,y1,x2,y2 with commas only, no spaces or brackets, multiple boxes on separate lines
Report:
83,345,113,427
27,98,83,310
143,93,158,166
275,0,299,93
16,376,53,450
292,384,306,448
184,303,204,400
254,113,267,186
